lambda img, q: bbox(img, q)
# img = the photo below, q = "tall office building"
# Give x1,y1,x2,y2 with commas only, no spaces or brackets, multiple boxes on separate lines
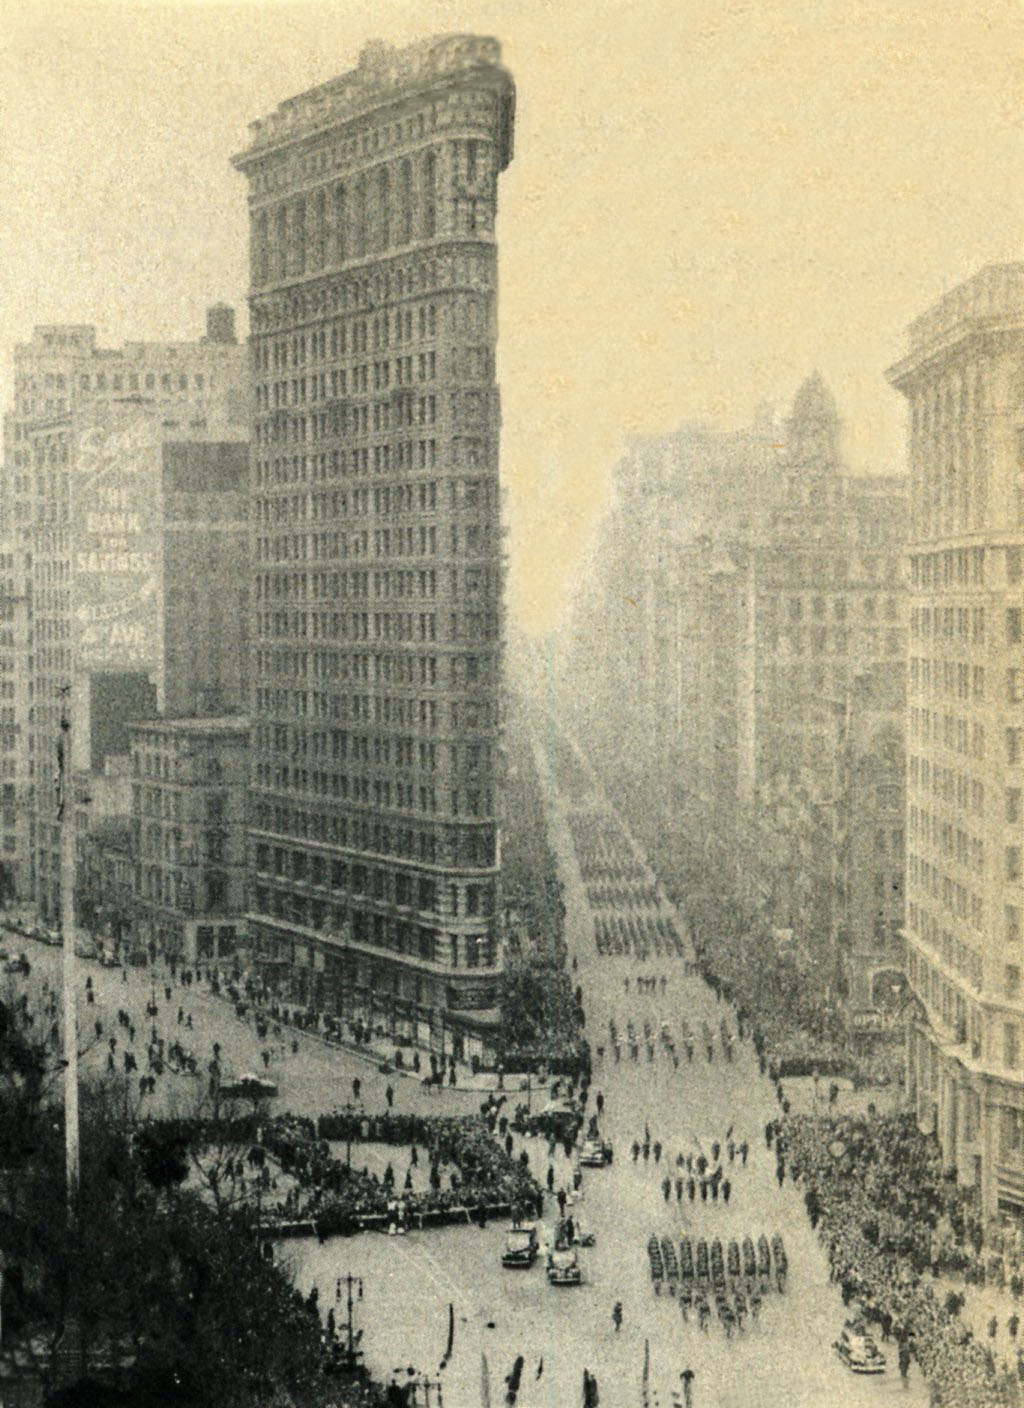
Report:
561,380,908,1031
233,36,514,1057
2,312,248,918
889,264,1024,1219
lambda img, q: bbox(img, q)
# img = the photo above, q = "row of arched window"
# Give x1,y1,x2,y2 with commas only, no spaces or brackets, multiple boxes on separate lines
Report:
253,152,440,285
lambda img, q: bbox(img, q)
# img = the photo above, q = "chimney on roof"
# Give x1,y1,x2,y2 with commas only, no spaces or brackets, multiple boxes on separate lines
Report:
205,304,236,345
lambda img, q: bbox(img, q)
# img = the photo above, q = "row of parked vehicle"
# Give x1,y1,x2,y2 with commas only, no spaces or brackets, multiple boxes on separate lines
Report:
501,1223,585,1285
648,1233,787,1296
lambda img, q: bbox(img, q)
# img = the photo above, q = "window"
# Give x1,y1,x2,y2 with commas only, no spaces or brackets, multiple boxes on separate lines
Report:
1006,965,1022,1000
1007,846,1022,883
1008,608,1023,645
1001,1106,1023,1157
1004,1023,1020,1071
1008,905,1022,944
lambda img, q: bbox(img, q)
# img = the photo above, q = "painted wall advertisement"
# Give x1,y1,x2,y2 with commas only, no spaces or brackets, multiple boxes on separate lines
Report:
73,415,161,672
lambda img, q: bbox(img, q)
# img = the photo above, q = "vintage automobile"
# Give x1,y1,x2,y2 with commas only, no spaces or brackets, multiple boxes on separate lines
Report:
546,1246,582,1286
834,1322,887,1374
4,953,30,975
501,1224,540,1268
578,1138,613,1167
218,1073,279,1101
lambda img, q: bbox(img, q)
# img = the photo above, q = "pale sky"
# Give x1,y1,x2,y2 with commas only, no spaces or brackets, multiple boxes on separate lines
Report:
3,0,1024,632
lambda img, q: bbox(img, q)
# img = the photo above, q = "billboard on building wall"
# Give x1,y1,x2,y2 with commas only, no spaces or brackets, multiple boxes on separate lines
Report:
73,415,161,671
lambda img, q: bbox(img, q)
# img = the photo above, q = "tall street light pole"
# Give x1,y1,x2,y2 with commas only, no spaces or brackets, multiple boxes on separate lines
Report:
57,688,80,1215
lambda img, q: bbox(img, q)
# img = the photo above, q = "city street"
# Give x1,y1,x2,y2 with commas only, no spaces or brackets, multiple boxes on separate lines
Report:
0,765,931,1406
286,759,931,1408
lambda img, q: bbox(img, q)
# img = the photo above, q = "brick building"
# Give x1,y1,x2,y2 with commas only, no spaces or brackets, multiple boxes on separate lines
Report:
129,716,249,962
0,308,249,920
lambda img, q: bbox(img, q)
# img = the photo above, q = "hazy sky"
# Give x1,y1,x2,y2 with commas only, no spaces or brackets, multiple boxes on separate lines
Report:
3,0,1023,632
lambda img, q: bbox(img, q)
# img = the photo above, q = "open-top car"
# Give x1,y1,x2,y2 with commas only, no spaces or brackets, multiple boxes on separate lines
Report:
546,1246,582,1286
501,1223,539,1268
218,1072,279,1100
834,1322,886,1374
578,1138,613,1167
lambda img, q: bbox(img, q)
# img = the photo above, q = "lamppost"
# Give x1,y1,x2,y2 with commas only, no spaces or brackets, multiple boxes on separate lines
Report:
55,682,83,1382
335,1272,363,1368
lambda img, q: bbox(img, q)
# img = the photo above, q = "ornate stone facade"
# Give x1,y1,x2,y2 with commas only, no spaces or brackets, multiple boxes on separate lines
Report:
233,37,514,1055
889,263,1024,1219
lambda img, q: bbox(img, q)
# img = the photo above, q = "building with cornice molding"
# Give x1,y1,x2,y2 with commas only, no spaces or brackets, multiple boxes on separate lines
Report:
889,264,1024,1219
560,381,908,1038
233,36,514,1058
1,310,249,921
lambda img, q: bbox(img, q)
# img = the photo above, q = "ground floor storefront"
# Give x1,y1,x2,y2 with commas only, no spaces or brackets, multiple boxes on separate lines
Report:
907,1024,1024,1222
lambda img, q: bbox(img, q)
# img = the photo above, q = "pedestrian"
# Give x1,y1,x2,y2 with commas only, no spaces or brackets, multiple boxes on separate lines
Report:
352,1077,361,1102
662,1175,671,1202
547,1164,555,1193
612,1300,622,1332
596,1091,604,1116
687,1177,696,1202
700,1179,708,1202
505,1132,514,1157
386,1084,394,1109
653,1141,662,1164
178,1006,184,1025
740,1141,748,1166
631,1141,640,1164
557,1188,567,1216
776,1161,785,1188
897,1339,911,1382
722,1178,731,1205
675,1177,683,1202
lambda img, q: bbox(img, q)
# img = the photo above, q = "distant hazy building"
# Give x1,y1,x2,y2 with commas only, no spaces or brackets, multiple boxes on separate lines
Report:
1,310,248,919
232,36,514,1057
562,377,908,1027
889,263,1024,1219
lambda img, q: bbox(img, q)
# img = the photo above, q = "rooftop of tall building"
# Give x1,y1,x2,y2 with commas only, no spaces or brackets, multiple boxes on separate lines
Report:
236,33,512,161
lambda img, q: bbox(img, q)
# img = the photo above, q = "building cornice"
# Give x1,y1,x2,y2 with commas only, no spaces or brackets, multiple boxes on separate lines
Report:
233,34,514,172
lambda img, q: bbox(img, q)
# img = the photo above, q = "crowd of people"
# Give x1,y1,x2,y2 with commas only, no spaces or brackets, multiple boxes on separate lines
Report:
784,1112,1024,1406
